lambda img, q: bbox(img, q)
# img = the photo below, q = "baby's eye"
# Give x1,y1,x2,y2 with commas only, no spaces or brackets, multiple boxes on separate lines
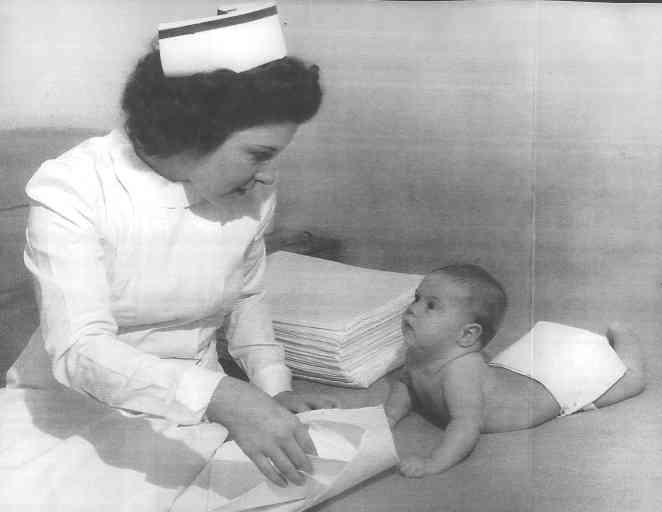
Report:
427,301,436,310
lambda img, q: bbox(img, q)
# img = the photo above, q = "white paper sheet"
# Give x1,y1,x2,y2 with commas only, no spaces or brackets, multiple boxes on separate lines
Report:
265,252,421,331
171,406,398,512
264,252,421,387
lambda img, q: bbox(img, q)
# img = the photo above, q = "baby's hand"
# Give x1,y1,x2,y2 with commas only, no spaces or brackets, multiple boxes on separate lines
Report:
384,407,400,428
399,456,428,478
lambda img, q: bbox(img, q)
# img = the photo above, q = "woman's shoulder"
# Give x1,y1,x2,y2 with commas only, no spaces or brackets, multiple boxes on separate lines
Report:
25,130,125,206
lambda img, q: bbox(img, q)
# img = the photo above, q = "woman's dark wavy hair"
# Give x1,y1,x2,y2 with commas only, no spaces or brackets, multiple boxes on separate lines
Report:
121,43,322,157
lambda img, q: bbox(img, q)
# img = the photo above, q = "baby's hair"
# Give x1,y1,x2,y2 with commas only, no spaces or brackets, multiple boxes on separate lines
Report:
433,264,508,346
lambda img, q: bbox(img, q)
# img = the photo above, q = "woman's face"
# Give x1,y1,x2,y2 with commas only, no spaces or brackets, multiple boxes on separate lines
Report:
185,122,298,206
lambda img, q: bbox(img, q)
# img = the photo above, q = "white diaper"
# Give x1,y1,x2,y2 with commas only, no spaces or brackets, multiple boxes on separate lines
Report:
488,321,627,416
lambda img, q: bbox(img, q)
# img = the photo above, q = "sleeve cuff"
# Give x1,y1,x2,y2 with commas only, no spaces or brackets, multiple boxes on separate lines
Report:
175,366,225,424
250,363,292,397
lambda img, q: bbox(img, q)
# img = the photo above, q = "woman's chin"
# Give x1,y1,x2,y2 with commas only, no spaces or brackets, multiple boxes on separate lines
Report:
201,189,248,206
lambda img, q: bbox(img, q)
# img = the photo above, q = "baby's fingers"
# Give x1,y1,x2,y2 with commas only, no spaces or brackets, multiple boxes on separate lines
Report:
399,457,426,478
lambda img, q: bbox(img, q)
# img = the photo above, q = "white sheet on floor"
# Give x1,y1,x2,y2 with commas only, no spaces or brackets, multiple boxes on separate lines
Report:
0,387,228,512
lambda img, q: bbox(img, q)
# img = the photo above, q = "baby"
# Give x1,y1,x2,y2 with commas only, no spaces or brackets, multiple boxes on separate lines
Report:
384,264,646,478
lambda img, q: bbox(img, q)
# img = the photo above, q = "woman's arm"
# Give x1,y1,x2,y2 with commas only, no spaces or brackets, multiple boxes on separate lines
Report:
223,195,293,396
224,195,340,411
24,159,223,425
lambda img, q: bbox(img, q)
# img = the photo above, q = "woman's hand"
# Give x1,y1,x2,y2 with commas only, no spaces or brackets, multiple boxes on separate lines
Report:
206,377,316,487
274,390,341,412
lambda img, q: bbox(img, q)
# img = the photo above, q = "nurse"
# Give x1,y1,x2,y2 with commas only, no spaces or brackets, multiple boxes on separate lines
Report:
5,2,333,496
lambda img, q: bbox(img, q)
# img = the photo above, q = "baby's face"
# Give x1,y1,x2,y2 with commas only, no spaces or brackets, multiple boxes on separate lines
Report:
402,273,474,356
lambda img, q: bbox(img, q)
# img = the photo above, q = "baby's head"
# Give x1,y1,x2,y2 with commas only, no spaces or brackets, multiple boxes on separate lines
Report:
402,264,507,357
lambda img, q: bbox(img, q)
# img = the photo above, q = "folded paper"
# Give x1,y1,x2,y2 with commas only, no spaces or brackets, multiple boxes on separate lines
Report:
264,251,422,387
171,406,399,512
159,2,287,76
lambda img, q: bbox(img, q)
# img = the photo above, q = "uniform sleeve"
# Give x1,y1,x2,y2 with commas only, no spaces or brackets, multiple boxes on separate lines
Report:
224,193,292,396
24,158,223,425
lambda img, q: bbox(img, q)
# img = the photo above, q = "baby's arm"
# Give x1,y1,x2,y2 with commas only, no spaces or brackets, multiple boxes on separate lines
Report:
384,369,413,427
400,357,484,478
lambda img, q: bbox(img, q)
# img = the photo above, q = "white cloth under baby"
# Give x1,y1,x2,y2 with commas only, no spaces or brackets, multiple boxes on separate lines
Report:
488,321,627,416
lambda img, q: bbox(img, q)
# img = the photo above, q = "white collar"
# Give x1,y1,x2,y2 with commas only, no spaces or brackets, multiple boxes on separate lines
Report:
108,128,205,209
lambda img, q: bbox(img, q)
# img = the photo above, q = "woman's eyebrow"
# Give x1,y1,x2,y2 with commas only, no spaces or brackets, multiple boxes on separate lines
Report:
249,144,278,152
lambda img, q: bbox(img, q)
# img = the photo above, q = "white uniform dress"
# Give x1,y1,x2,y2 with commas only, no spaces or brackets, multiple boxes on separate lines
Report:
0,129,292,511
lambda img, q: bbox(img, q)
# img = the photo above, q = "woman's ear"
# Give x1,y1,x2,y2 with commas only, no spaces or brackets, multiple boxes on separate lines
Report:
457,323,483,348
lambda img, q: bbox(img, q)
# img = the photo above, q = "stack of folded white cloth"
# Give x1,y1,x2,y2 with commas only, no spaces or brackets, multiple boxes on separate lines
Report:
264,251,422,387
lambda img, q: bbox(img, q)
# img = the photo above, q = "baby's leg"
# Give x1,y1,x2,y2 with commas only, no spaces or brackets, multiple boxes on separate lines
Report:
594,323,646,408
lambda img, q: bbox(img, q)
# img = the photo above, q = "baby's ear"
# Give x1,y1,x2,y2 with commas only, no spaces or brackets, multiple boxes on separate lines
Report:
458,323,482,348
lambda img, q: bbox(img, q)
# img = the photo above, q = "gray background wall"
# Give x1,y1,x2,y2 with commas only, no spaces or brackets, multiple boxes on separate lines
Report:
2,0,661,365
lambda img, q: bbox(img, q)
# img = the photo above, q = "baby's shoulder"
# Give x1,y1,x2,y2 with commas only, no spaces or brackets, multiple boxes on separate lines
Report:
440,353,488,393
444,352,487,376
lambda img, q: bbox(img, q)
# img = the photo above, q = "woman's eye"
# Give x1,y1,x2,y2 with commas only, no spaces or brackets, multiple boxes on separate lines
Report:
250,151,274,163
427,301,435,310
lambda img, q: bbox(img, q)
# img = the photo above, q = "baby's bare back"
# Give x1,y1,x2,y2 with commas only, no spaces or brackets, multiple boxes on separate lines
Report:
408,354,562,433
481,364,560,433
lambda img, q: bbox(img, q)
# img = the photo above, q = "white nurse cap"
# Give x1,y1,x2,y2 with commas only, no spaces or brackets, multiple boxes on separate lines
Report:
158,2,287,76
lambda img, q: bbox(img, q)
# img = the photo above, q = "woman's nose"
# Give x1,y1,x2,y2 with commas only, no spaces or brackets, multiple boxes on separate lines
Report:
254,168,276,185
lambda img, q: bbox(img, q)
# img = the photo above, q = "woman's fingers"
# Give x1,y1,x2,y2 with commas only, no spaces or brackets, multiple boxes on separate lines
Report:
320,395,341,408
252,453,287,487
282,435,314,475
267,446,306,485
303,393,341,410
293,398,311,412
273,390,342,412
294,424,317,456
